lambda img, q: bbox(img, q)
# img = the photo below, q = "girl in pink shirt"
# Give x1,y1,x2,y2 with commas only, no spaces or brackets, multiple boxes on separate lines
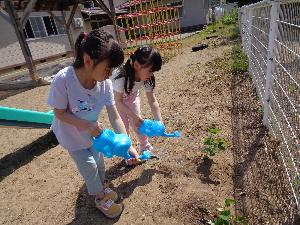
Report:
112,46,163,165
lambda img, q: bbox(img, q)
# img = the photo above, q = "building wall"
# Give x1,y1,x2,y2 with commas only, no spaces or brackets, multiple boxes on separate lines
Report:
181,0,208,29
0,7,85,72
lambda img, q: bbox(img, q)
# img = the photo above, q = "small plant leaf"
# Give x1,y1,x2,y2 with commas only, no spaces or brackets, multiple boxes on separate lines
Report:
217,138,228,150
225,198,235,207
204,137,213,145
214,218,228,225
236,216,248,225
218,209,232,222
220,210,231,216
289,84,298,93
203,146,211,153
203,145,217,156
214,218,231,225
209,127,221,134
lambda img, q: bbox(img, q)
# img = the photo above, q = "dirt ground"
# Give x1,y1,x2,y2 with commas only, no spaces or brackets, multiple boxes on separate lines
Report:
0,35,298,225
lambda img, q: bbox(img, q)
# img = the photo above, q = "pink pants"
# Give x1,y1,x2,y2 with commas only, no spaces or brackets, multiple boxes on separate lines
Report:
116,91,151,151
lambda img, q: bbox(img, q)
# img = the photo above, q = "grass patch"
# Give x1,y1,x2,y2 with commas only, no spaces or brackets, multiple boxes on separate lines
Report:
221,9,238,25
231,45,248,74
204,43,248,76
226,26,240,40
182,9,240,47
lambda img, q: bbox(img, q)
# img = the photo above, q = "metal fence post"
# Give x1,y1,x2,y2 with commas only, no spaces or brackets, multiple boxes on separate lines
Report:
246,7,254,79
263,1,279,127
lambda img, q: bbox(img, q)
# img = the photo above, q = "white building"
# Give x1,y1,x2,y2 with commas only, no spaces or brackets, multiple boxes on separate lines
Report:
0,6,85,74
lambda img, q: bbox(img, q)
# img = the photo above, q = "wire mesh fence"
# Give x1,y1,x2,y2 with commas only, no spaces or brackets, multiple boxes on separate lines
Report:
239,0,300,211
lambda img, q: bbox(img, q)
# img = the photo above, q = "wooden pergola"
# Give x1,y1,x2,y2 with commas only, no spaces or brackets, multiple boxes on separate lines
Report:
0,0,117,88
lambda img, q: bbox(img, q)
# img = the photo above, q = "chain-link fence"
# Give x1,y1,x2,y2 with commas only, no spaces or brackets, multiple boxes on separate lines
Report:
239,0,300,211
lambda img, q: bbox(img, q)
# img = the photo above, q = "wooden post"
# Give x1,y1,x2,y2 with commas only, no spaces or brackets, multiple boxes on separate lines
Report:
94,0,113,20
21,0,38,28
62,11,75,55
67,3,78,28
4,0,39,81
48,11,64,26
108,0,120,42
61,3,79,56
51,3,78,56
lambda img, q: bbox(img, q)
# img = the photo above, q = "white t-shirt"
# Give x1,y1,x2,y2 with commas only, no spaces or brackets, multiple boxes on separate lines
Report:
48,66,115,151
111,68,153,96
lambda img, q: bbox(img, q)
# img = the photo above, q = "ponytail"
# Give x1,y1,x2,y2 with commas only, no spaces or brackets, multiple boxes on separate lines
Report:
73,32,88,68
73,29,124,69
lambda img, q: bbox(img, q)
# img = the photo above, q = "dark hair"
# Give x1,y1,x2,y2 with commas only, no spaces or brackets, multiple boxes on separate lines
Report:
115,45,162,94
73,29,124,69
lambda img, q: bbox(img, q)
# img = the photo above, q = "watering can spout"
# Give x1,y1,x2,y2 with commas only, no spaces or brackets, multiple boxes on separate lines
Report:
162,131,181,138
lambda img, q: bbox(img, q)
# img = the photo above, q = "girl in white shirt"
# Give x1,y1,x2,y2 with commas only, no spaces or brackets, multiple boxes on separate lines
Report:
48,30,129,218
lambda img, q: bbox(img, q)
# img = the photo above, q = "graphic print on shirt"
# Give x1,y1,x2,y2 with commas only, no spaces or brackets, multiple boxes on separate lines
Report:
71,96,95,113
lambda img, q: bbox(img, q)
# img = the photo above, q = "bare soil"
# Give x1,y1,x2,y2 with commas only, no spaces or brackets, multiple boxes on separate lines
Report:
0,36,297,225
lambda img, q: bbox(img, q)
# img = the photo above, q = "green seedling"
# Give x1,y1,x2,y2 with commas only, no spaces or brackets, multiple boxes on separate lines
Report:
288,84,299,93
212,198,248,225
203,128,228,157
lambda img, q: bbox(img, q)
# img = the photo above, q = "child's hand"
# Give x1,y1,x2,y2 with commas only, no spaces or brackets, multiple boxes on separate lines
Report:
87,121,103,137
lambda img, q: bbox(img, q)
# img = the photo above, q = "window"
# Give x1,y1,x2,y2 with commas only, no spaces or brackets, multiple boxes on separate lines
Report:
23,20,34,39
166,1,183,18
167,1,183,7
43,16,58,36
29,17,47,38
23,15,66,39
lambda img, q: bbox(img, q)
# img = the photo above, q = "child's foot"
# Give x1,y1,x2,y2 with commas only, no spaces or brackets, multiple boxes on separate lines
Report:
95,197,123,219
125,146,143,166
125,157,143,166
103,187,119,202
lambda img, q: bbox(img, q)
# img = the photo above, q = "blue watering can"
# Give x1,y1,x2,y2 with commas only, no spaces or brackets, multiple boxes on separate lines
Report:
92,129,132,159
92,129,154,160
138,119,181,138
